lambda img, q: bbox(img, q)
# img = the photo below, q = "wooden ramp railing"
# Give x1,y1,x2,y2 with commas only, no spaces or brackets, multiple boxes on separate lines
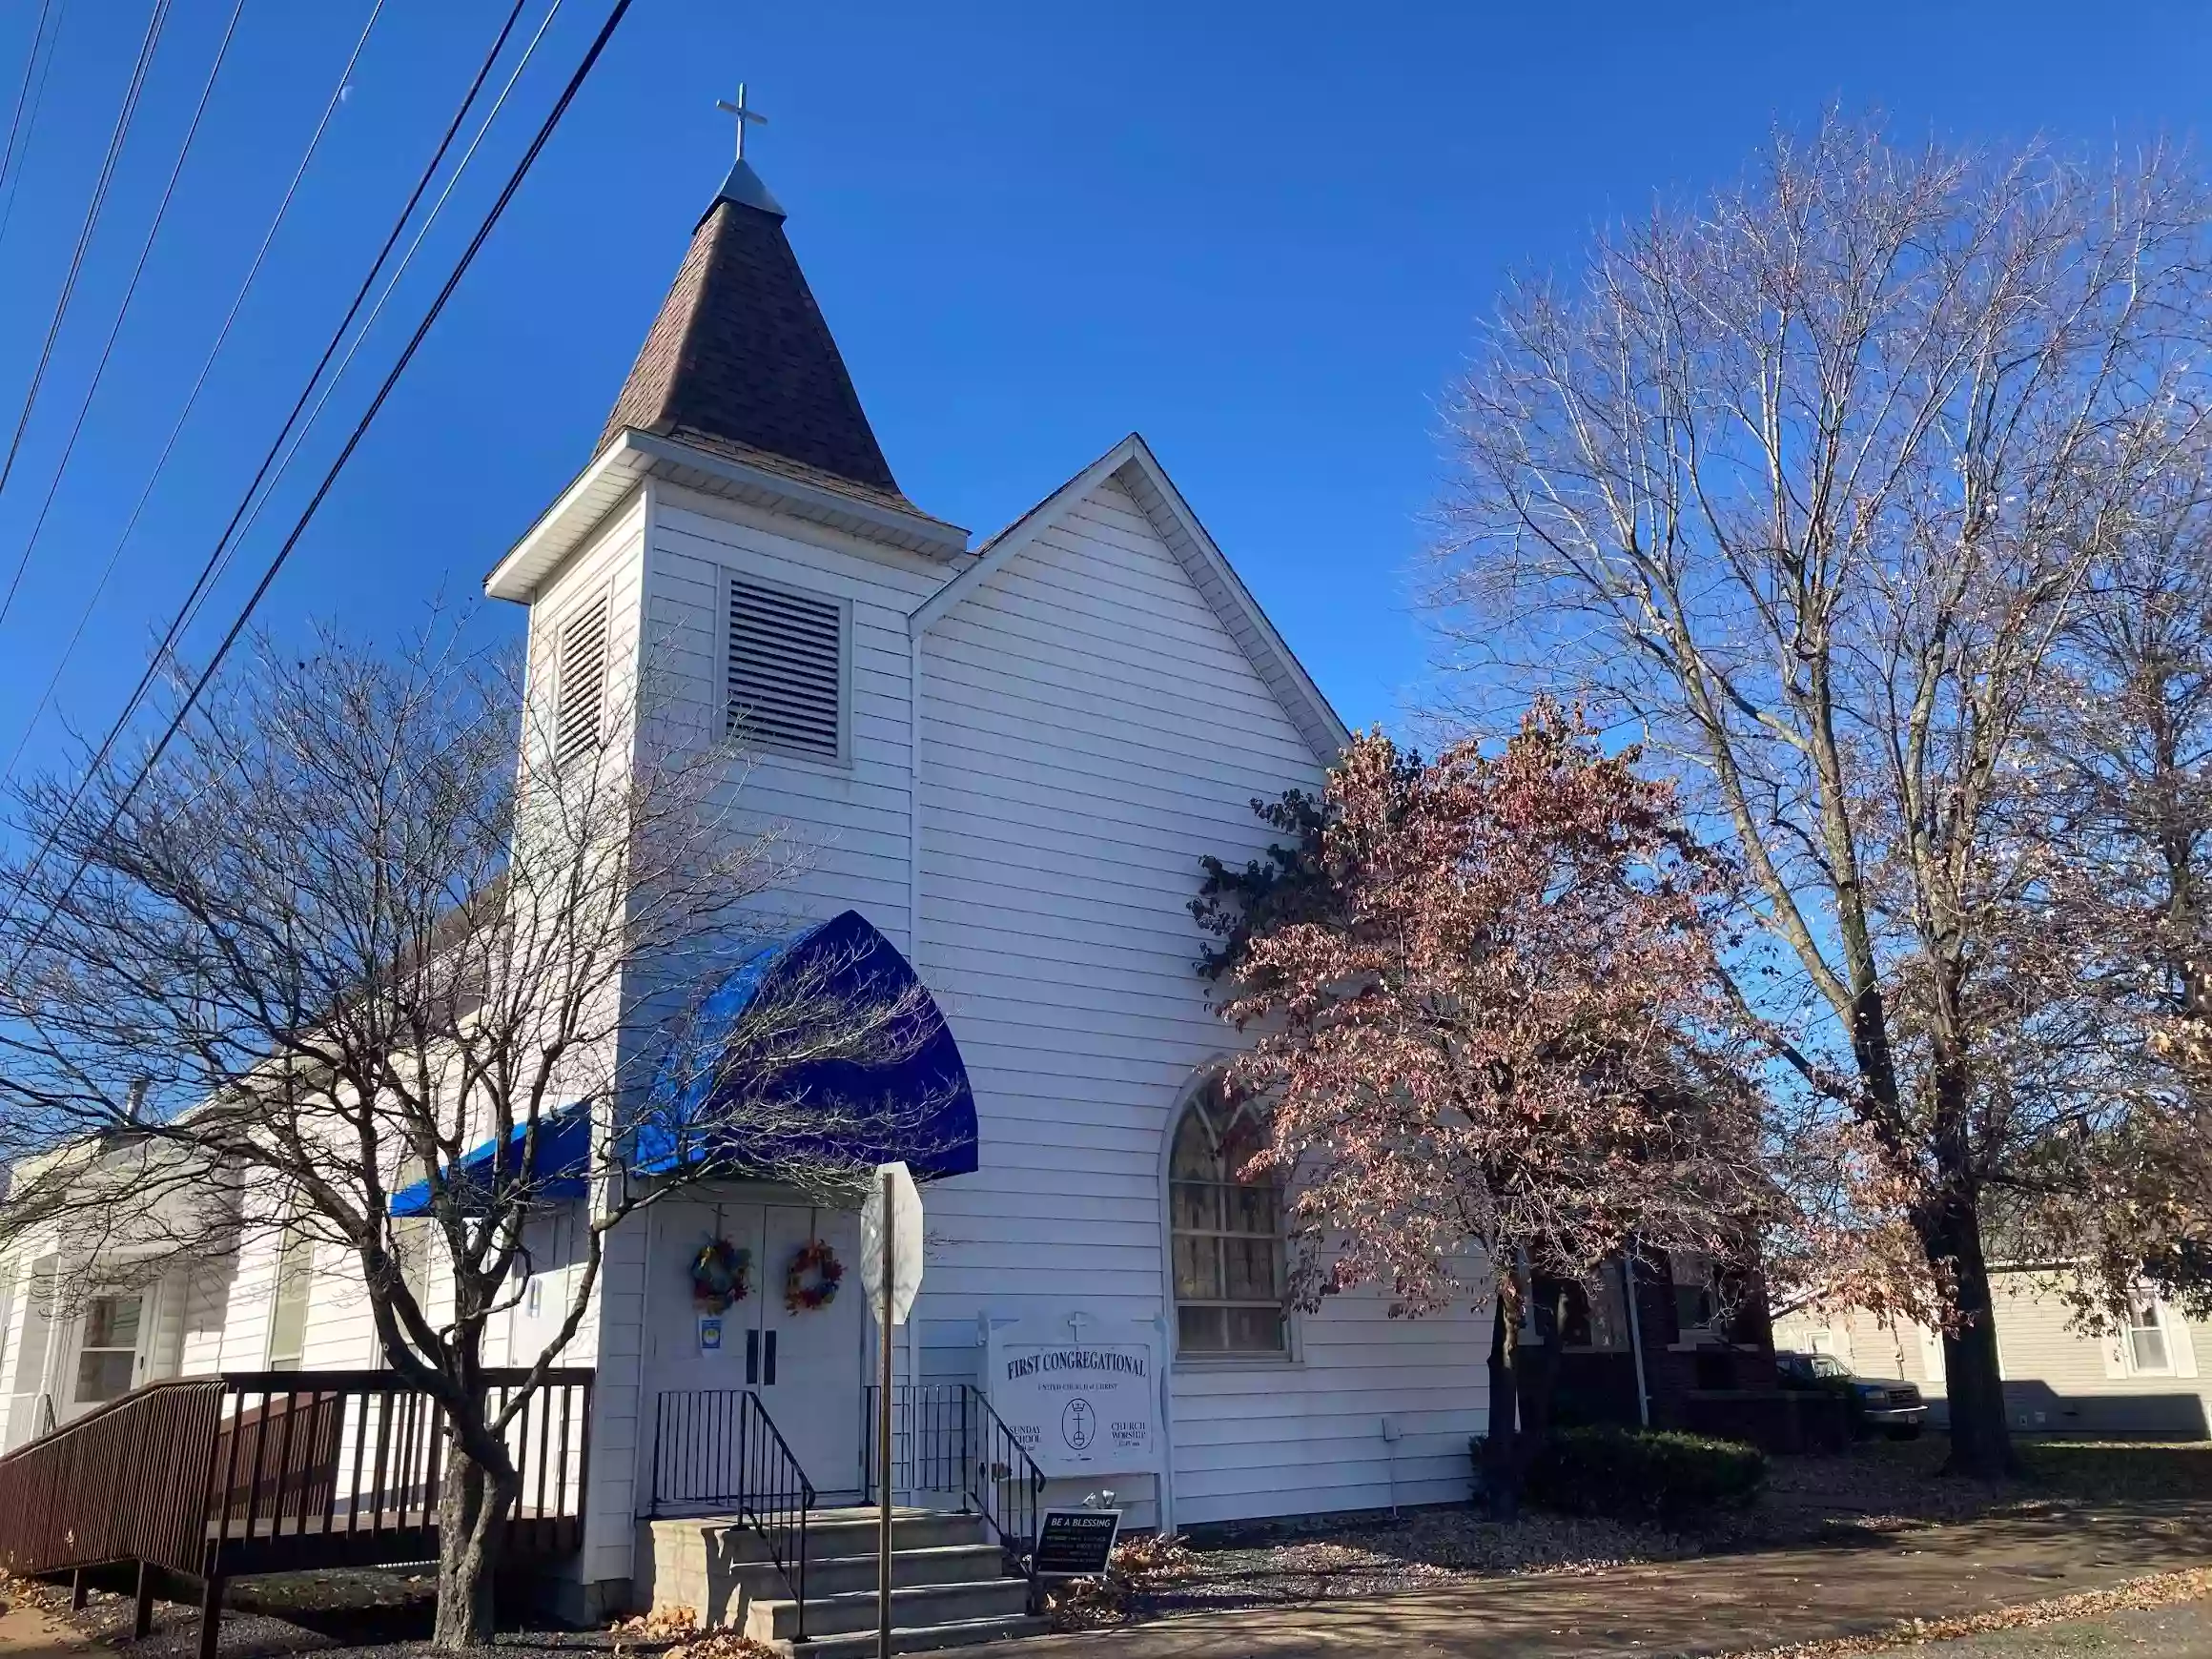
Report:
0,1369,592,1658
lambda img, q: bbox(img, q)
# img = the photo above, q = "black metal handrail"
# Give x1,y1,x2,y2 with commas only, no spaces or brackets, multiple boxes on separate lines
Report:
861,1383,1048,1604
650,1388,813,1642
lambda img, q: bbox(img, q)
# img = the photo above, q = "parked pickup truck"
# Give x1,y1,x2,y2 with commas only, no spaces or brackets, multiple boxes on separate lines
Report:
1775,1350,1928,1439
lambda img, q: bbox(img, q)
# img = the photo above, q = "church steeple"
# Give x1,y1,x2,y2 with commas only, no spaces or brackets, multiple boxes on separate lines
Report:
597,86,905,504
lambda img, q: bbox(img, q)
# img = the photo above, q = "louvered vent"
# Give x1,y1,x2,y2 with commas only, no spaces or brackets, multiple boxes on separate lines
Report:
727,577,842,758
553,595,609,768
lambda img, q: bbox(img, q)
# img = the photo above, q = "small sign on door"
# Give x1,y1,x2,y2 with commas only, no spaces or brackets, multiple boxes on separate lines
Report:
698,1315,724,1354
1034,1507,1121,1577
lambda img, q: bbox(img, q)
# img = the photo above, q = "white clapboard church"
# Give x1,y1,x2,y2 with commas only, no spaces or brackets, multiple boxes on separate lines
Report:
0,106,1487,1646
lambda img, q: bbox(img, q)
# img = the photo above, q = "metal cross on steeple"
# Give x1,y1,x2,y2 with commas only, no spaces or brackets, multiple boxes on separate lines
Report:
716,82,768,163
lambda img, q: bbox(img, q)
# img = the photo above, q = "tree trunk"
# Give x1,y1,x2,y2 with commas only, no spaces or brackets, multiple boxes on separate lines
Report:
433,1437,519,1649
1921,1189,2017,1479
1483,1296,1518,1519
1509,1282,1566,1474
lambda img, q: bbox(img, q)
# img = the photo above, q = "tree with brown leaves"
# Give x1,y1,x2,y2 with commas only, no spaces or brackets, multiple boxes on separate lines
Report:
1203,707,1774,1513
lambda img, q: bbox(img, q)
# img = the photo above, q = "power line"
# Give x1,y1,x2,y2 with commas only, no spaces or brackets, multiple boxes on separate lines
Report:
2,0,636,959
0,0,383,780
0,0,59,206
0,0,249,633
0,0,512,823
176,0,569,662
0,0,66,260
0,0,505,834
0,0,173,531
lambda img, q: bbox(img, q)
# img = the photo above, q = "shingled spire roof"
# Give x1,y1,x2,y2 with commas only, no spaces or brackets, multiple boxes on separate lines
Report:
597,159,907,506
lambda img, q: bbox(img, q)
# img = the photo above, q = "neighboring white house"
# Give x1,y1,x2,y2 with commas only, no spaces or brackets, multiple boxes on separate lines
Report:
0,133,1490,1614
1774,1269,2211,1438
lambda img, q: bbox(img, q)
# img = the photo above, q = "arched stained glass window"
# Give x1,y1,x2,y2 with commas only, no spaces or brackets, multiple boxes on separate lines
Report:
1169,1079,1287,1357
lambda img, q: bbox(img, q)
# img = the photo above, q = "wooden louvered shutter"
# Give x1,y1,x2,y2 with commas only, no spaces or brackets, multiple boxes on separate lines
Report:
553,594,610,768
727,576,843,758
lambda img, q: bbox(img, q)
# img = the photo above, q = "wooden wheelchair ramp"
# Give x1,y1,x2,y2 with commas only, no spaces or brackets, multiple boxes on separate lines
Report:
0,1369,591,1657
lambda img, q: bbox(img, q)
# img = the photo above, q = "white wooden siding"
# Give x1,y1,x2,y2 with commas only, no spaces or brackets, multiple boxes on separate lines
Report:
176,1258,235,1377
638,487,946,952
913,477,1487,1526
561,490,948,1585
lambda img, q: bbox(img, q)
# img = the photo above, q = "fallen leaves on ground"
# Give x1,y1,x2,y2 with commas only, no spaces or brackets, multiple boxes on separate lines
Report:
1049,1511,1679,1629
1046,1532,1209,1629
662,1635,782,1659
1722,1565,2212,1659
609,1605,699,1641
1113,1532,1199,1583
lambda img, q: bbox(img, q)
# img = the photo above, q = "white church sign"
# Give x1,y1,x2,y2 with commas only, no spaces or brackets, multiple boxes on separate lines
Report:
986,1318,1158,1477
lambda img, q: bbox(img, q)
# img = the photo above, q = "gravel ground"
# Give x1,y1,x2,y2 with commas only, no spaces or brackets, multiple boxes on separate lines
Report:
1051,1439,2212,1630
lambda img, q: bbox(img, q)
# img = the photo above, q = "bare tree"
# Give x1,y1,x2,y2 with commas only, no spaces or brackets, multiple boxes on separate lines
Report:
2013,434,2212,1313
1431,115,2212,1475
0,618,942,1645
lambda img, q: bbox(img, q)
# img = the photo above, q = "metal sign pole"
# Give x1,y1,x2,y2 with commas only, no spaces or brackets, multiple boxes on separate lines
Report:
878,1166,894,1659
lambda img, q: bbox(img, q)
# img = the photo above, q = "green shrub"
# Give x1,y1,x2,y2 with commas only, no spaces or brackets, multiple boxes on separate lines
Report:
1517,1424,1766,1521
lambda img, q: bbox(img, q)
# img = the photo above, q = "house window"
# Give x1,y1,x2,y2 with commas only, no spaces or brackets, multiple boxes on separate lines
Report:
1558,1271,1628,1351
2127,1296,2172,1375
267,1225,314,1372
727,576,844,760
1169,1080,1287,1358
1671,1251,1718,1339
74,1294,142,1404
553,593,611,769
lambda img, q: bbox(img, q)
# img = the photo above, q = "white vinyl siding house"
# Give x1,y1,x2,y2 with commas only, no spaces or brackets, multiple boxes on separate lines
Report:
1775,1269,2212,1437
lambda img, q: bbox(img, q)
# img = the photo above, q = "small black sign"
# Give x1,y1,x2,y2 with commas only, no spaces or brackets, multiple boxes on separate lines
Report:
1034,1507,1122,1576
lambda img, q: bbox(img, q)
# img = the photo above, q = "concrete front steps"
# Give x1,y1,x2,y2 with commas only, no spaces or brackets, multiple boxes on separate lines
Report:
638,1505,1045,1656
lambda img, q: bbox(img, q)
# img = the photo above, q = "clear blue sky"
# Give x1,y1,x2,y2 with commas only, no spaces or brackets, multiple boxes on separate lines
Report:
0,0,2206,789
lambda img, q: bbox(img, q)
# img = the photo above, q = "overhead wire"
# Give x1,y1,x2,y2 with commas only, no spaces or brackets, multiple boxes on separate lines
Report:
0,0,384,780
0,0,59,208
0,0,174,535
0,0,250,633
180,0,568,652
0,0,511,820
0,0,66,260
0,0,507,830
1,0,637,957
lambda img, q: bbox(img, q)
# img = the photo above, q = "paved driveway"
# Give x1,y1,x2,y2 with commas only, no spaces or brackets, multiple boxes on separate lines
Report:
1031,1505,2212,1659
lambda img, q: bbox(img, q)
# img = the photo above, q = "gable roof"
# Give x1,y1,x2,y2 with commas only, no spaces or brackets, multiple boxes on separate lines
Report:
911,434,1350,766
598,187,907,507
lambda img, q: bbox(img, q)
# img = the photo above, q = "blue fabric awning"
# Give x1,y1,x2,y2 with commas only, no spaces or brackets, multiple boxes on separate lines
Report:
631,909,979,1183
389,1100,592,1218
387,911,977,1218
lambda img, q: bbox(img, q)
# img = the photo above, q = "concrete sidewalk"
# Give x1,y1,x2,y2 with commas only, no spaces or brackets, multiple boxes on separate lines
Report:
1032,1505,2212,1659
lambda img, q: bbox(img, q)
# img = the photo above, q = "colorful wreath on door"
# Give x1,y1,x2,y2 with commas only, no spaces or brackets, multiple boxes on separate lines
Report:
690,1239,751,1311
784,1239,844,1313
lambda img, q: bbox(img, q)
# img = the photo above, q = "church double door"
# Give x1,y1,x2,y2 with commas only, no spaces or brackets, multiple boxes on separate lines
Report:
646,1198,865,1503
